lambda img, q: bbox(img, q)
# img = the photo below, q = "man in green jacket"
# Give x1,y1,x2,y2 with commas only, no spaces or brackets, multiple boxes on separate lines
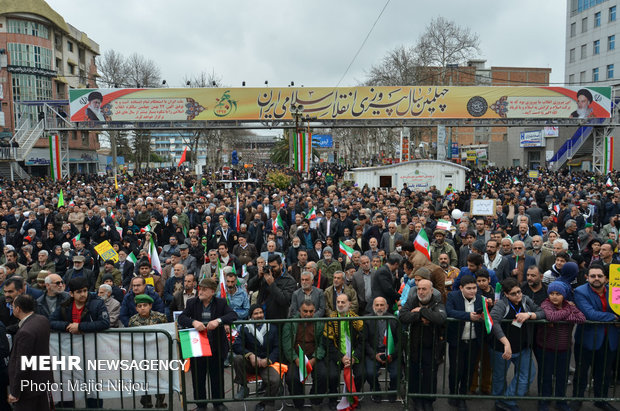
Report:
282,301,328,410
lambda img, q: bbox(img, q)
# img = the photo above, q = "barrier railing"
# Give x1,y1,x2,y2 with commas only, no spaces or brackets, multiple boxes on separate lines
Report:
51,327,176,411
45,317,620,410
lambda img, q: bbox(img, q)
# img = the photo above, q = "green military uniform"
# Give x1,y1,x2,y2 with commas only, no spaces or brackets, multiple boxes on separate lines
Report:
128,311,167,327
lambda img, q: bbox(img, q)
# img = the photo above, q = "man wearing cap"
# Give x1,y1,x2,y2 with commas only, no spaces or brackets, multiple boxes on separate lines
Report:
179,243,198,275
316,246,342,286
232,305,281,411
430,229,458,267
178,278,237,411
63,255,96,291
95,259,122,289
36,273,69,319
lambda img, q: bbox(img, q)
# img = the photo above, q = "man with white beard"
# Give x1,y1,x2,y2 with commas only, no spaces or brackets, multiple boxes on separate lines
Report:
363,296,399,402
85,91,105,121
289,271,325,317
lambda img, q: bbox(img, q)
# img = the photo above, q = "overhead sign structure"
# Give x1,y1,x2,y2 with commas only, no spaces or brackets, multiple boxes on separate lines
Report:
69,86,612,123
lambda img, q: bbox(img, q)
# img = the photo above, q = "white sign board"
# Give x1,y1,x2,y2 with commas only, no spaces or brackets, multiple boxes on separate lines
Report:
520,130,546,147
470,199,496,216
437,125,447,161
544,126,559,137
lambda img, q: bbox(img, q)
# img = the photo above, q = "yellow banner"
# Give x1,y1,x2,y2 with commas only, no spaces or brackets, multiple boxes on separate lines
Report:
609,264,620,315
94,240,119,263
69,86,612,122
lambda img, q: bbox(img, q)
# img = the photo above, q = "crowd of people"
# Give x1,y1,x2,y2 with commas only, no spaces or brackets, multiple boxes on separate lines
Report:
0,164,620,411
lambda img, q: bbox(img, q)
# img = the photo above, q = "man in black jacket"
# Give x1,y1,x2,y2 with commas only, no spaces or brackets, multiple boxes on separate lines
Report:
49,277,110,408
371,255,401,308
178,278,237,411
247,255,296,320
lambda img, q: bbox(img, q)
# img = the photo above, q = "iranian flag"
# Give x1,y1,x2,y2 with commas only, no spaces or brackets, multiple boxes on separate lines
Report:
337,323,358,410
483,299,493,334
49,134,62,181
179,329,212,358
294,131,312,173
513,177,520,184
148,237,161,274
339,241,354,258
604,135,614,173
241,264,249,278
413,230,431,260
384,323,395,359
273,214,284,232
127,251,138,265
607,177,613,187
235,191,240,230
306,207,317,220
140,225,151,234
217,259,228,301
436,219,451,230
280,197,286,208
72,233,81,247
298,346,313,382
191,185,196,193
116,226,123,239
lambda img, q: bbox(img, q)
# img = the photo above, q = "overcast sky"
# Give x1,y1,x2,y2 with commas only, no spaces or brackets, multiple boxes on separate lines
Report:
46,0,567,88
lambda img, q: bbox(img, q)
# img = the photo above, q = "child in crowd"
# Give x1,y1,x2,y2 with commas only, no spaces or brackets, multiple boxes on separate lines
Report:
535,282,585,411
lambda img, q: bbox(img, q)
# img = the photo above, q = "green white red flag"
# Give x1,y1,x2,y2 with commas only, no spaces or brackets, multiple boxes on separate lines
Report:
384,323,395,358
49,134,62,181
413,230,431,260
127,251,138,265
148,237,161,273
294,131,311,173
298,346,312,382
273,214,284,232
179,329,212,358
483,299,493,334
72,233,81,247
306,207,317,220
339,241,354,258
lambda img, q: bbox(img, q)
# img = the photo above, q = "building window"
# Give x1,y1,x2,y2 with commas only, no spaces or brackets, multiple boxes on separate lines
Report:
608,64,614,79
595,11,601,26
611,6,617,21
67,41,73,52
7,19,49,39
11,73,52,101
580,71,586,83
569,74,575,84
582,17,588,32
7,43,52,70
570,48,576,63
593,67,599,82
68,64,75,75
571,22,577,37
609,34,616,50
594,39,600,54
581,44,587,59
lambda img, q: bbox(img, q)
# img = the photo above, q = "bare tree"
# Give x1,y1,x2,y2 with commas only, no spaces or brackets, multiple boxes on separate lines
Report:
97,50,128,88
415,17,480,84
365,45,420,86
126,53,161,88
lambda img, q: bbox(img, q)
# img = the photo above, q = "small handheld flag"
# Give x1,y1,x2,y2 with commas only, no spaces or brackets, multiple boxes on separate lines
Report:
413,230,431,260
482,299,493,334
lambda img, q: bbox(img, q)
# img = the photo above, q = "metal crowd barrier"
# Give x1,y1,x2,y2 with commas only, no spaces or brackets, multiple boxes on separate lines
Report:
45,317,620,410
51,328,176,411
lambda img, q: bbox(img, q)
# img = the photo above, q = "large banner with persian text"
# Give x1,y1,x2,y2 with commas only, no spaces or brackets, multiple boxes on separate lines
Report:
69,86,611,122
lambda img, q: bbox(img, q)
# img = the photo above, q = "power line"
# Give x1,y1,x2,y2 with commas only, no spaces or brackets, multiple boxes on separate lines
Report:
335,0,391,88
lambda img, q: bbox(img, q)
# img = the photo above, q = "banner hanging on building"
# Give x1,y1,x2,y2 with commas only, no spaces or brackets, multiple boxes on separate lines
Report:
49,134,61,181
294,131,311,173
69,86,612,122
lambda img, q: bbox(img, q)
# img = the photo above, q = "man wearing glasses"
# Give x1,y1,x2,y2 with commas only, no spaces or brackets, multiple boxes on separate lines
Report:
571,264,619,411
36,273,68,319
506,241,536,283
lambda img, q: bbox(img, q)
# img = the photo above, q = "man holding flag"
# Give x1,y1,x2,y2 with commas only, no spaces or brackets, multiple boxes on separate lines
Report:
178,278,238,411
324,293,363,410
282,300,328,410
445,275,485,411
363,296,400,402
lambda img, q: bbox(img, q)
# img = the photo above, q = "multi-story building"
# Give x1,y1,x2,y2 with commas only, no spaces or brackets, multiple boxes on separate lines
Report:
565,0,618,86
0,0,101,177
